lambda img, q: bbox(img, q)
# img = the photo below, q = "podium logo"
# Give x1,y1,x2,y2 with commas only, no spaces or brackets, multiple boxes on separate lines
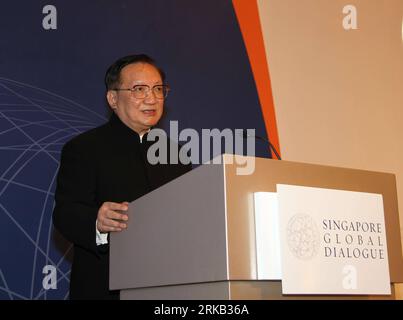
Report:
287,214,320,260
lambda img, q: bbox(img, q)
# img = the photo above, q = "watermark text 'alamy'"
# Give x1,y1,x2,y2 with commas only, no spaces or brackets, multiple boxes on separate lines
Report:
146,121,256,175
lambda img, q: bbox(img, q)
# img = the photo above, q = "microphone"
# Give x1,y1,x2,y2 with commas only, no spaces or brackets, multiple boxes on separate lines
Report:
241,129,282,160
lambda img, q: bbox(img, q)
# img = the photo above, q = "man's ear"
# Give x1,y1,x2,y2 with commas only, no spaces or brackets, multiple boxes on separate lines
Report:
106,90,118,110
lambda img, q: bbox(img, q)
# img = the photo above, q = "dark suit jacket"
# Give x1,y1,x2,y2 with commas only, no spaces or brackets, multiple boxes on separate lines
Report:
53,113,191,300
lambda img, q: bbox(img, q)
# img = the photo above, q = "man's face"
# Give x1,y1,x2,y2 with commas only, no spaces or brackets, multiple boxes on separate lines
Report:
107,62,164,135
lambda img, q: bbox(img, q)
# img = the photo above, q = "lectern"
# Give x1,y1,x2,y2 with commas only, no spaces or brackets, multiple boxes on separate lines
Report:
110,154,403,299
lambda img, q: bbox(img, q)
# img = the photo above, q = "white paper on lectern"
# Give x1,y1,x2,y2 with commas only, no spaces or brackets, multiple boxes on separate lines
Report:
253,192,282,280
277,184,391,295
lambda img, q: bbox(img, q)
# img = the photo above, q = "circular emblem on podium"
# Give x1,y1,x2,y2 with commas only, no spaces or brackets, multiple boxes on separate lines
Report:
287,214,320,260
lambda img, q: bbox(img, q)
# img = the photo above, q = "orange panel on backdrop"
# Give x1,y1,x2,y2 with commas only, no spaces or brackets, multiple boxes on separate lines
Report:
232,0,281,158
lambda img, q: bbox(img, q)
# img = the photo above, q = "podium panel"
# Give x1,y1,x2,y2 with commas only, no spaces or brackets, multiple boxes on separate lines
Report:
120,281,395,300
110,162,228,290
110,154,403,299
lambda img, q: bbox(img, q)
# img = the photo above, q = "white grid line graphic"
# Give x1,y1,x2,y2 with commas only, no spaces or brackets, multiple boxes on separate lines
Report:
0,77,106,299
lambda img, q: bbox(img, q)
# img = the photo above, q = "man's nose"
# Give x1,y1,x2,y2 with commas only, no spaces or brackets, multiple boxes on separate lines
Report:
143,89,157,103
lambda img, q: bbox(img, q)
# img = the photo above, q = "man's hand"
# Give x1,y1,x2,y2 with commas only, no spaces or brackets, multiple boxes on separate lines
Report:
96,201,129,233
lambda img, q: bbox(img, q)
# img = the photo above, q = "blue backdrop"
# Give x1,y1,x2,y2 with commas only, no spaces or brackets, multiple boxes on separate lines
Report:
0,0,269,299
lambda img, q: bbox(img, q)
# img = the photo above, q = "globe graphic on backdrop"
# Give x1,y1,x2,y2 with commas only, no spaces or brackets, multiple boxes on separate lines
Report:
0,77,106,299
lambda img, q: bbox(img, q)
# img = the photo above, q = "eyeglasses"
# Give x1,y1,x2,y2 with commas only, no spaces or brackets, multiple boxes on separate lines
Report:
112,84,170,99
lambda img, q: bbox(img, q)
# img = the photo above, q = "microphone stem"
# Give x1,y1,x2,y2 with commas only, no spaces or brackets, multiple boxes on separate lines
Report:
256,136,282,160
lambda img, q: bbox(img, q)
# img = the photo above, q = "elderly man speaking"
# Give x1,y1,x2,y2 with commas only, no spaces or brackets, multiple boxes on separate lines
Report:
53,54,191,300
